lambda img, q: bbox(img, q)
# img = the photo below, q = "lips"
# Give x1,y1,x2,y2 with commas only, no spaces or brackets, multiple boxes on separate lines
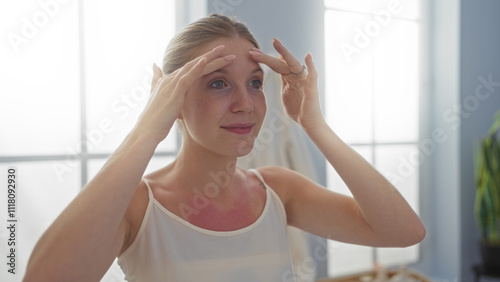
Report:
220,123,255,135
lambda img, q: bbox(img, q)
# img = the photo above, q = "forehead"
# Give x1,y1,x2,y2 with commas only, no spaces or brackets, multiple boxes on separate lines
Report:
199,36,256,55
198,37,261,72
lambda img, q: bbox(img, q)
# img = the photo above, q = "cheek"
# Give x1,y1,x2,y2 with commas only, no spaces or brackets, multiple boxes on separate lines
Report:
183,95,224,128
255,93,267,118
183,87,211,115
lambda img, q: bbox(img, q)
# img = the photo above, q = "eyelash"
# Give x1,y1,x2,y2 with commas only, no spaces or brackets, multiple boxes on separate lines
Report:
209,80,227,89
249,80,263,89
209,79,263,90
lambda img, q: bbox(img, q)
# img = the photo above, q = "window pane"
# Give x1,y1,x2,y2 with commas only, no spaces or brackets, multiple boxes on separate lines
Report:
325,10,373,144
375,145,419,213
325,0,422,275
373,0,420,20
376,245,419,267
326,0,419,20
327,146,372,196
0,1,80,156
327,146,374,277
88,156,176,182
373,20,419,143
0,162,80,281
324,0,372,13
374,145,420,266
328,241,373,277
83,0,176,154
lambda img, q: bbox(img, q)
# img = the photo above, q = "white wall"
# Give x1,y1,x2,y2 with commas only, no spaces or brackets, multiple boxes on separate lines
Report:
424,0,461,280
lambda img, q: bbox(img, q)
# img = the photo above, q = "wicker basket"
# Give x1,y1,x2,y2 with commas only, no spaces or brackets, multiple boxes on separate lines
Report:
316,269,431,282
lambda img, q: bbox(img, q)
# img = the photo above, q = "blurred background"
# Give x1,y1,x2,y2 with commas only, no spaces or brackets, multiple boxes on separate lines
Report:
1,0,499,281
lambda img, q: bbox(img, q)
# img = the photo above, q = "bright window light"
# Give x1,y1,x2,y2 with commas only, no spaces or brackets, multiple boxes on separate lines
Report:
0,1,80,156
0,1,178,281
324,0,422,277
83,0,177,154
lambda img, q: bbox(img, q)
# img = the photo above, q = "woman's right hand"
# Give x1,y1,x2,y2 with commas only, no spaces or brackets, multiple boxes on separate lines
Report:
134,45,236,143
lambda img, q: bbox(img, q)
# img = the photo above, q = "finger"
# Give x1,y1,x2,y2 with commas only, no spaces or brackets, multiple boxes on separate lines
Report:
150,63,163,93
174,45,226,80
199,44,227,64
273,38,303,73
189,45,226,69
249,49,290,74
304,52,317,80
174,57,208,92
202,55,236,76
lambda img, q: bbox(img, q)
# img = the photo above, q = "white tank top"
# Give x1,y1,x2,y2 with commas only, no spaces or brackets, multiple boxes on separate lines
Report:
117,169,297,282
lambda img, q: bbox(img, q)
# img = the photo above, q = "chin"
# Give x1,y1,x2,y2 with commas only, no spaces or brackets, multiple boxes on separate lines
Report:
233,139,256,157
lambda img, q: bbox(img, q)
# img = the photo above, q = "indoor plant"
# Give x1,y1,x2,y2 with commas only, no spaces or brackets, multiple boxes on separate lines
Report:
474,109,500,270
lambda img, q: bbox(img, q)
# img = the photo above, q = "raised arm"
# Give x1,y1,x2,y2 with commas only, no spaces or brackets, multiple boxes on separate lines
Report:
250,39,425,247
24,46,235,282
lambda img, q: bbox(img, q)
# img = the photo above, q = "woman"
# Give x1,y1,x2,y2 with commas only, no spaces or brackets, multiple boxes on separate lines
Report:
24,14,425,282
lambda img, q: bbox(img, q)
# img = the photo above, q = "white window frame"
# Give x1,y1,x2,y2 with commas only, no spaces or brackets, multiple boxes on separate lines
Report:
0,1,196,280
323,0,429,277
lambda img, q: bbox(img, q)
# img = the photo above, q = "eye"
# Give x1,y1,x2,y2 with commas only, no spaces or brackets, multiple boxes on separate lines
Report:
209,80,227,89
248,79,263,89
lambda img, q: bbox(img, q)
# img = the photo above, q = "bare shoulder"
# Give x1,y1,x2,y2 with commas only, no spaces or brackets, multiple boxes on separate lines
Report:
255,166,317,207
255,166,316,187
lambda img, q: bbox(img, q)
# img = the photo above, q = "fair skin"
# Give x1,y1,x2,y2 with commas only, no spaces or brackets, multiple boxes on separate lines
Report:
24,36,425,282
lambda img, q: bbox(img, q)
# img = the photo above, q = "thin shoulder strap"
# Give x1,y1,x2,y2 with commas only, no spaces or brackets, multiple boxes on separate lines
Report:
248,169,287,220
248,169,268,187
142,178,155,201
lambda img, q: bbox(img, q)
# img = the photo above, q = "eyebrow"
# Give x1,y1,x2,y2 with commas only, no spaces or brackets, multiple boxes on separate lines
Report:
206,67,263,76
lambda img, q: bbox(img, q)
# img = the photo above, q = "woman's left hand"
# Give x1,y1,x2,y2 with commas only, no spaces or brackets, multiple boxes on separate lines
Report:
249,38,325,133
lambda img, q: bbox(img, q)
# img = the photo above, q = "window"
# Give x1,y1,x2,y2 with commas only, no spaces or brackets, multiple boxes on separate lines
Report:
324,0,423,277
0,0,177,281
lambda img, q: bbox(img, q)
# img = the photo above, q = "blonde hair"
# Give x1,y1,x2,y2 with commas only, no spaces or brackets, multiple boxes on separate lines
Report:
162,14,259,74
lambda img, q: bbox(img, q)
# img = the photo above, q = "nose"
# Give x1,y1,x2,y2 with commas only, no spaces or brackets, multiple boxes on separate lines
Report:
231,86,254,113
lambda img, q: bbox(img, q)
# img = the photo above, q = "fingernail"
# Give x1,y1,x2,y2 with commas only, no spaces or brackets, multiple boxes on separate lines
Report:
251,47,262,52
224,55,236,61
153,63,163,74
249,51,261,56
273,38,282,45
213,45,225,52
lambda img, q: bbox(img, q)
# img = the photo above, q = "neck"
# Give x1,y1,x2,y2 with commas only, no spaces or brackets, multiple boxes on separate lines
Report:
169,139,241,197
